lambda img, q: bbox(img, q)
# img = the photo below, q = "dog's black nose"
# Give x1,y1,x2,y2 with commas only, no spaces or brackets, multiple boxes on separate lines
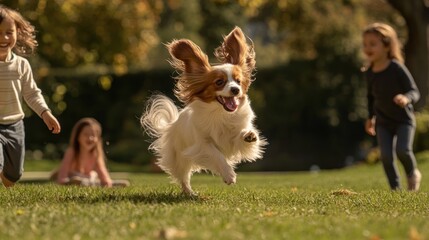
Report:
231,87,240,96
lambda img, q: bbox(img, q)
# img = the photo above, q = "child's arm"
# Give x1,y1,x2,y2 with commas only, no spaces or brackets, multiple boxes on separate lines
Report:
398,64,420,105
20,58,61,133
56,148,74,184
41,110,61,134
94,157,113,187
365,117,376,136
393,94,410,108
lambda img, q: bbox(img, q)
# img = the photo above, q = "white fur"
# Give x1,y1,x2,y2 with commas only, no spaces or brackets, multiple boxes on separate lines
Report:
141,27,266,195
216,64,242,97
141,93,266,195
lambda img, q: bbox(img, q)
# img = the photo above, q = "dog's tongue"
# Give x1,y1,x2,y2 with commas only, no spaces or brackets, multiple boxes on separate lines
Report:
224,97,238,111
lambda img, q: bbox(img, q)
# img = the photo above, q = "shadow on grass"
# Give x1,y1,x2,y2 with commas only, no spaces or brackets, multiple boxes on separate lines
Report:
20,179,52,184
17,180,204,204
83,192,204,204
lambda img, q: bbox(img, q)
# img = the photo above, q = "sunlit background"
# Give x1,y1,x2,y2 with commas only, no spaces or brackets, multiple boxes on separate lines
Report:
3,0,429,171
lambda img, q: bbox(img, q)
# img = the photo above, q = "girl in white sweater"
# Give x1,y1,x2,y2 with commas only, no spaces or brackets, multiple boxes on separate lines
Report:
0,5,61,187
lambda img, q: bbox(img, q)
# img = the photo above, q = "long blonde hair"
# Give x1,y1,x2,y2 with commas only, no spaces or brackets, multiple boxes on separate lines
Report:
69,118,105,170
363,23,404,64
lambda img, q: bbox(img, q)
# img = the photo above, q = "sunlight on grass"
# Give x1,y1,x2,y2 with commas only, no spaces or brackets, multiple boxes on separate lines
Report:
1,162,428,239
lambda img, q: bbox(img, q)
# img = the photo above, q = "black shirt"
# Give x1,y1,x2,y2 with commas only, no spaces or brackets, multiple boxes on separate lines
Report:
366,60,420,126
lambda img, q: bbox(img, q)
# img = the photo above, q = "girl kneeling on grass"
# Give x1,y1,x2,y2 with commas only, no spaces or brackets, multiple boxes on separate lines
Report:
363,23,421,191
54,118,129,187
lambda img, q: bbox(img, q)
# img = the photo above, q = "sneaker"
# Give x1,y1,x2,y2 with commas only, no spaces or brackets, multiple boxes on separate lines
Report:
0,172,14,188
407,169,422,191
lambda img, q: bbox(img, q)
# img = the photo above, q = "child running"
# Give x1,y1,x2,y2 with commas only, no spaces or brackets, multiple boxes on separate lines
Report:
0,5,61,187
363,22,421,191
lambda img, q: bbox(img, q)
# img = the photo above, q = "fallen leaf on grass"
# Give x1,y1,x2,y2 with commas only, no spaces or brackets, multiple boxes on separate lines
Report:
369,235,381,240
158,227,187,240
260,211,277,217
331,189,357,196
409,226,422,240
15,209,24,215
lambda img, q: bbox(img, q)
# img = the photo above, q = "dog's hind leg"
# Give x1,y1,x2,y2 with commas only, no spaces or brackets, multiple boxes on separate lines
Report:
181,181,195,196
179,171,195,196
194,146,237,185
157,150,196,195
169,164,195,196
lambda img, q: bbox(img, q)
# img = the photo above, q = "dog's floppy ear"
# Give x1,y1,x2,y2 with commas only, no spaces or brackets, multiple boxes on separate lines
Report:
215,26,255,72
167,40,211,75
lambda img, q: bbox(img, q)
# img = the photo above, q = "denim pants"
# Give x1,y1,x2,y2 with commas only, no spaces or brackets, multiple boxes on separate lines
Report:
0,120,25,182
376,123,417,190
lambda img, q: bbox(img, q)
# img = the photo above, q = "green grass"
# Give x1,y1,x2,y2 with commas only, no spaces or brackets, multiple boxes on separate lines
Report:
24,159,148,172
1,162,428,240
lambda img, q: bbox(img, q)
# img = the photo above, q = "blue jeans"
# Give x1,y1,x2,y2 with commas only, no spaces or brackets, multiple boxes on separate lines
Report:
376,123,417,190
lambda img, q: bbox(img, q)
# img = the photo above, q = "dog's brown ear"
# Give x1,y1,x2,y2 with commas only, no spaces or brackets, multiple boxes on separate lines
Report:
167,40,210,75
215,27,255,71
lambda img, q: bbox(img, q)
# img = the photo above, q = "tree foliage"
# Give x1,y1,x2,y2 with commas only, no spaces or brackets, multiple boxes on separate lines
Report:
3,0,162,72
387,0,429,109
3,0,427,170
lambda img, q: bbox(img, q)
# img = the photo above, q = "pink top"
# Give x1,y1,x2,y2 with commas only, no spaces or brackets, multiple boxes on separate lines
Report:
56,147,112,186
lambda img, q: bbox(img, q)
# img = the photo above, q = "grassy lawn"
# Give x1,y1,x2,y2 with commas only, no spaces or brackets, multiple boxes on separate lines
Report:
1,160,428,240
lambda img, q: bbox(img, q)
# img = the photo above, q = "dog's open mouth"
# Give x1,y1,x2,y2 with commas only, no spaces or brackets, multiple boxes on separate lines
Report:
216,96,239,112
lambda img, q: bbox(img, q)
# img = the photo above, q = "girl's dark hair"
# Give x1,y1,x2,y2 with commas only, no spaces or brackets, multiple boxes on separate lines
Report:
0,5,37,55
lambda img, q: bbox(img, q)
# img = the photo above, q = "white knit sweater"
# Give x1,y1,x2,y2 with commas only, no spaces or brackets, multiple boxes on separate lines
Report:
0,53,50,125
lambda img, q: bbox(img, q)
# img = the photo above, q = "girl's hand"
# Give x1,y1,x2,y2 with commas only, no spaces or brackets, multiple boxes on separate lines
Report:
393,94,409,108
365,118,376,136
41,110,61,134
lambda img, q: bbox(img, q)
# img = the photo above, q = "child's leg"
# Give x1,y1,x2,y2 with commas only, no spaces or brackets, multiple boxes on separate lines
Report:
396,124,421,190
395,124,417,175
0,143,6,186
376,124,400,190
0,121,25,187
68,174,91,186
88,171,101,186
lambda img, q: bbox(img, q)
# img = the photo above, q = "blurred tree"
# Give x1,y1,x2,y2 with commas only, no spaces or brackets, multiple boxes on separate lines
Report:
147,0,250,64
387,0,429,110
2,0,163,73
199,1,247,53
4,0,424,170
146,0,204,69
157,0,203,43
234,0,410,169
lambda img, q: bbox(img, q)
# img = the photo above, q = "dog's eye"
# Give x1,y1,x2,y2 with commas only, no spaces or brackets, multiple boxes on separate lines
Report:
215,79,224,86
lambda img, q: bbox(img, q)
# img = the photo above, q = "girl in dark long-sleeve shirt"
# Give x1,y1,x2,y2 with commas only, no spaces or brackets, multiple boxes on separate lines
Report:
363,23,421,191
366,59,420,126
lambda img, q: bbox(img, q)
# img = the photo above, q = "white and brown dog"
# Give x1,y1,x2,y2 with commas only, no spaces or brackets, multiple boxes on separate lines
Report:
141,27,266,195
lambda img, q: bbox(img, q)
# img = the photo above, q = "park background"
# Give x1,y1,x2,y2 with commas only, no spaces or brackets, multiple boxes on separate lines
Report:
4,0,429,172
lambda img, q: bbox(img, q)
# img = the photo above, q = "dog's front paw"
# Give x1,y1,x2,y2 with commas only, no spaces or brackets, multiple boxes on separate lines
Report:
221,168,237,185
244,130,258,143
223,175,236,185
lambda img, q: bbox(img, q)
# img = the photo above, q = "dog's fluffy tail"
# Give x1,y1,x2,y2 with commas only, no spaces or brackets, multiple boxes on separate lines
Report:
141,95,179,139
